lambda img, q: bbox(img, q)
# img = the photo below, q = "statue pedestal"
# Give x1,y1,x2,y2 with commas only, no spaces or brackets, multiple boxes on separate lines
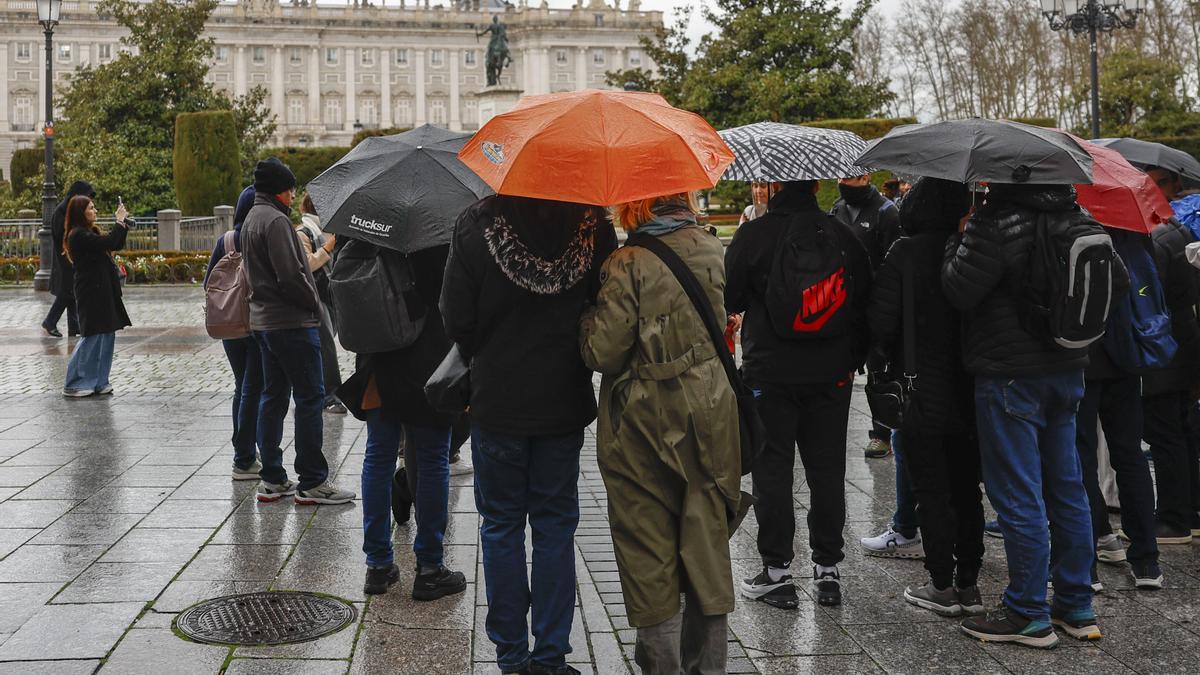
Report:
476,87,524,126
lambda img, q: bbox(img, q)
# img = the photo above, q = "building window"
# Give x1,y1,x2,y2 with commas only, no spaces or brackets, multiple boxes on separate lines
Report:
287,97,305,124
214,45,228,63
361,49,375,67
325,98,342,126
395,49,408,66
325,48,339,66
628,49,641,66
465,99,478,127
395,99,412,126
13,95,33,129
596,14,606,27
430,100,446,126
464,50,476,67
360,98,378,126
252,47,266,64
289,47,303,65
15,43,31,62
592,49,606,66
430,49,444,67
555,49,567,65
57,44,72,63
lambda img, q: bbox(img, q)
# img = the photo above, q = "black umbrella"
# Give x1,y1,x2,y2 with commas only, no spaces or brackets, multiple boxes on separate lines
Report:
854,119,1094,185
307,124,493,253
1092,137,1200,185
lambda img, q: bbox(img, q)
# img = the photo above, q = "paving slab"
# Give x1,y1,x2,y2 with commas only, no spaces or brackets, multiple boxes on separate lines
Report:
100,628,229,674
0,601,142,660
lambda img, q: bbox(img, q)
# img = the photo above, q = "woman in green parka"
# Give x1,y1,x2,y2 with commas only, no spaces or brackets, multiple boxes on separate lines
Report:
580,192,741,675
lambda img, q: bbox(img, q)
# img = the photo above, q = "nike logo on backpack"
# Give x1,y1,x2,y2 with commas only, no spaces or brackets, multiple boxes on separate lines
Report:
794,267,847,333
1138,286,1148,297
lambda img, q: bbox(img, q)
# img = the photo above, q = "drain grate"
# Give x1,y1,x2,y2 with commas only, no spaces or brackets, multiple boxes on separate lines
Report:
174,592,356,646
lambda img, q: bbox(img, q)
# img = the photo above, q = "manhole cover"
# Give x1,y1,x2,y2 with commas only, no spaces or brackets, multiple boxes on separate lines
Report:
174,592,356,646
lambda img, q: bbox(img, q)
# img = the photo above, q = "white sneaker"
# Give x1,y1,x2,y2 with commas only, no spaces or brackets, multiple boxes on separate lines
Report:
449,453,473,476
232,460,262,481
295,482,356,505
860,525,924,559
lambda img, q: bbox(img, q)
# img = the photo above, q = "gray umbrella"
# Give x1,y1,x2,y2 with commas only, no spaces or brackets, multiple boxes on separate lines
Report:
1092,137,1200,185
307,125,493,253
719,122,872,181
854,119,1095,185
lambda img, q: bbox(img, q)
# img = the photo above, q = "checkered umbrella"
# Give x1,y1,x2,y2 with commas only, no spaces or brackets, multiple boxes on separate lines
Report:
719,122,872,182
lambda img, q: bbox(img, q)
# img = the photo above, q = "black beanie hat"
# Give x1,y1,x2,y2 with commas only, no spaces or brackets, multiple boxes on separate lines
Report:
253,157,296,196
67,180,95,199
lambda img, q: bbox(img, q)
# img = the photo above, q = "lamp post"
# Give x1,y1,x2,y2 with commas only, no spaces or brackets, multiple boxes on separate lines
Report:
33,0,62,292
1039,0,1147,140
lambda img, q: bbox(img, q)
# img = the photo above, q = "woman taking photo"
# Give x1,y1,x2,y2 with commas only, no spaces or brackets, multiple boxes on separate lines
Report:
62,195,134,397
580,192,740,674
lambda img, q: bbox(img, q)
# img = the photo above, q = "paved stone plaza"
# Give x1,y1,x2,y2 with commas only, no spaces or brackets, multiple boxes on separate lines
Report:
0,286,1199,673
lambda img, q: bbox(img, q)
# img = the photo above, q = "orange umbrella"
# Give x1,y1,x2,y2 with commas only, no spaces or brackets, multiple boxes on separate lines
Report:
458,89,734,206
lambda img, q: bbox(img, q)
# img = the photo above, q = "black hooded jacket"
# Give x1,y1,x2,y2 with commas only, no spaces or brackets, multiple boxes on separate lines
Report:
941,184,1128,377
831,184,902,269
439,195,617,436
869,179,974,432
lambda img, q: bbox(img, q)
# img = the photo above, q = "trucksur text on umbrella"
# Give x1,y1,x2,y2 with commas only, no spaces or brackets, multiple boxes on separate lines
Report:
349,214,394,235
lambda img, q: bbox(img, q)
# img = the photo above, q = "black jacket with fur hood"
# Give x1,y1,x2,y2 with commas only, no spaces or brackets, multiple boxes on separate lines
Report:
440,195,618,436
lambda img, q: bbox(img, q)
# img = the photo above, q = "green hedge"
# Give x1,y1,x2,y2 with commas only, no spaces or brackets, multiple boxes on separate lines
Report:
257,146,350,187
806,117,918,140
10,148,42,196
351,127,412,148
174,111,242,216
1009,117,1059,128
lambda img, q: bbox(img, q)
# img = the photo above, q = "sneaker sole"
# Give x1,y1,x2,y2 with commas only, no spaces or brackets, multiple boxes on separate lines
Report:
256,491,295,502
984,531,1004,539
62,390,95,398
738,580,791,600
1096,549,1126,564
864,451,893,459
959,603,986,616
1132,574,1164,590
903,589,962,617
294,495,355,505
1156,535,1193,545
412,581,467,602
961,625,1059,649
1050,618,1102,640
740,582,799,609
863,547,924,560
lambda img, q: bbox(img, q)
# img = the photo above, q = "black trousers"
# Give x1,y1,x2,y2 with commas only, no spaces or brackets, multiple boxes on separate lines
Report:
1077,377,1158,563
752,379,851,568
1143,391,1200,532
900,428,984,589
43,294,78,334
317,303,342,405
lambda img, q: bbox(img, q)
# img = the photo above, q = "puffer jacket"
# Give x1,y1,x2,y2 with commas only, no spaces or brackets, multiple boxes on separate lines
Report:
1142,217,1200,395
869,179,973,432
941,184,1127,377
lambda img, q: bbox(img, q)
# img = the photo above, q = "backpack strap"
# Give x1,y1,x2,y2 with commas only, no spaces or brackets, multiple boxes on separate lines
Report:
222,229,237,255
901,260,916,386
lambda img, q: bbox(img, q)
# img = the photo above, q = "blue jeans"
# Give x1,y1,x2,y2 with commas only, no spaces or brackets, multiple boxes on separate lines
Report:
253,328,328,491
891,430,919,538
976,373,1093,623
362,410,451,569
65,332,115,392
222,337,262,470
473,427,583,671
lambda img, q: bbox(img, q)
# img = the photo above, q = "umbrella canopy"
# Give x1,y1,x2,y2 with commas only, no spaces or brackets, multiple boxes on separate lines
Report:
854,118,1095,185
1092,137,1200,185
458,89,734,206
718,122,871,181
307,124,492,253
1070,134,1173,234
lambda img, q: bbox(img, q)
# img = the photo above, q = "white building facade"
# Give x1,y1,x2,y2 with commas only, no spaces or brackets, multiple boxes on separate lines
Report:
0,0,661,178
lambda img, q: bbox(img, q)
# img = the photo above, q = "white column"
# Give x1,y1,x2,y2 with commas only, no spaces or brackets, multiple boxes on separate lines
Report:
0,43,9,127
449,48,461,131
79,44,90,68
308,47,320,125
414,48,427,127
575,47,587,91
381,50,393,128
234,46,247,98
344,47,356,132
612,47,624,73
528,48,540,95
272,47,285,123
541,48,551,94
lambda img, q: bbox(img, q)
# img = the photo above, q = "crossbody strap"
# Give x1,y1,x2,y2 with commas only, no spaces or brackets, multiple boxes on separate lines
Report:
223,229,237,255
901,260,916,386
625,232,741,390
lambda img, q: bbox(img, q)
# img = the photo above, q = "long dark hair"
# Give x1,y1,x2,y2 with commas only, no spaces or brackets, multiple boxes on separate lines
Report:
62,195,97,264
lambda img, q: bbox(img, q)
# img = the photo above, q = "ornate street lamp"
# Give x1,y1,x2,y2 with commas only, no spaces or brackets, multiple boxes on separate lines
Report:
1040,0,1147,139
33,0,62,292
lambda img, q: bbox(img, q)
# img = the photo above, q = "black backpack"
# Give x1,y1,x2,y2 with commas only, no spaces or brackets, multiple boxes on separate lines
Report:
329,238,426,354
1020,214,1114,350
764,217,853,340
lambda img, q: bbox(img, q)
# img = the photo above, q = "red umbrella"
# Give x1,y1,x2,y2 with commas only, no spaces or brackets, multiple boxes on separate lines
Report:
1067,132,1173,234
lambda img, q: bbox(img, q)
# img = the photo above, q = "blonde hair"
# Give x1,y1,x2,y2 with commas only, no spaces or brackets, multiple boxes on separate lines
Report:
613,192,700,233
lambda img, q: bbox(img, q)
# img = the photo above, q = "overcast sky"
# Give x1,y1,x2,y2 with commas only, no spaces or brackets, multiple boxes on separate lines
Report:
635,0,904,46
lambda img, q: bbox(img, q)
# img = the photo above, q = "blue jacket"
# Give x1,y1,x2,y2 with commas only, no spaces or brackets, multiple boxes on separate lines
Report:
204,186,255,285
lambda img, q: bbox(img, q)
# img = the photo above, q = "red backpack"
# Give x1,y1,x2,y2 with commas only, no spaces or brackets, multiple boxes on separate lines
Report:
204,230,251,339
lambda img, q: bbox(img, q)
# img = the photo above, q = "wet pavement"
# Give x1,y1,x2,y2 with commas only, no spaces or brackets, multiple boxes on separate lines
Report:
0,286,1199,673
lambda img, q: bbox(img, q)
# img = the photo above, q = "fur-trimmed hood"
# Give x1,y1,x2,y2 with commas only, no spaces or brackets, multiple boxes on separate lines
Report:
483,207,599,296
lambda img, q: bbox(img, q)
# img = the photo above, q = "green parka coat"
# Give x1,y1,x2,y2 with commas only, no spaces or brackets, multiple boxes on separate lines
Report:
580,225,742,627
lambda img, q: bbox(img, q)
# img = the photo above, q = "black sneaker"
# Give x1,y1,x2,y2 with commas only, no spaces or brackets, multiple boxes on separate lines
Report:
1049,606,1102,640
813,566,841,607
1155,522,1193,545
904,582,961,616
739,568,798,609
364,564,400,595
412,565,467,601
956,585,985,615
1130,560,1164,590
960,606,1059,649
528,664,581,675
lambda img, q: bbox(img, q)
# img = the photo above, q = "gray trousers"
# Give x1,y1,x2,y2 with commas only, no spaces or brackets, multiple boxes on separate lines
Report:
633,591,727,675
317,302,342,405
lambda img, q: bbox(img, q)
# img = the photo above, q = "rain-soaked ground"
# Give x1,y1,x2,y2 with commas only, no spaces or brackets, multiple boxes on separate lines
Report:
0,286,1197,673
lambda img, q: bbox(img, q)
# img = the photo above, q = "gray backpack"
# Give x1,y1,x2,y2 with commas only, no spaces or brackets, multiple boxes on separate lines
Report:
204,230,251,340
329,238,426,353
